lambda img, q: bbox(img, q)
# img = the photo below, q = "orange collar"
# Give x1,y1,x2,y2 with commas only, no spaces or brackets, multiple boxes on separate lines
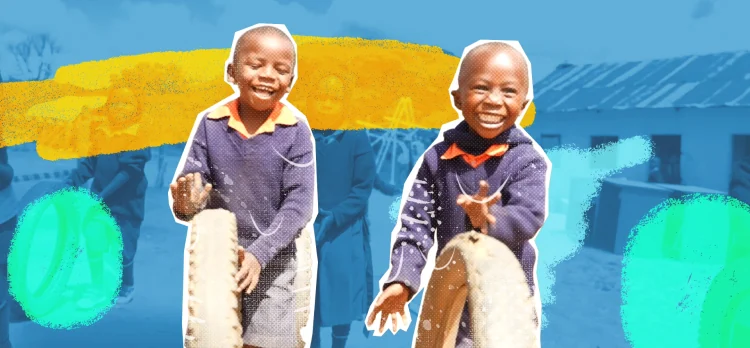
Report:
207,99,298,139
441,143,510,168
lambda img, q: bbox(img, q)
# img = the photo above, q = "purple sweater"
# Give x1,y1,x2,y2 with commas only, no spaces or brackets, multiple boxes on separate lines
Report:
175,106,315,268
384,121,549,297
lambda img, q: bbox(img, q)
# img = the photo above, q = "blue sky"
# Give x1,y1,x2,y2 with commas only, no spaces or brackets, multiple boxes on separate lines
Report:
0,0,748,79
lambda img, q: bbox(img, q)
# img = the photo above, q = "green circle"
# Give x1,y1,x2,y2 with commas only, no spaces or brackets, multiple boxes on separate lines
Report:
621,194,750,347
8,186,124,329
699,258,750,347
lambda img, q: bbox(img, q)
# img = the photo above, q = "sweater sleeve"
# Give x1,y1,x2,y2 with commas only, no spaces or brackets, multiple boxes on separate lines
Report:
329,131,376,231
487,155,549,246
0,148,13,191
246,124,316,268
118,148,152,174
66,157,97,187
383,157,438,299
172,116,214,221
97,149,151,200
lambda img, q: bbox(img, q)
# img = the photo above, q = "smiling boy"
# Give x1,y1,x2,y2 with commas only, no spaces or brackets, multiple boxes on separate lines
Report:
170,24,315,348
367,41,549,347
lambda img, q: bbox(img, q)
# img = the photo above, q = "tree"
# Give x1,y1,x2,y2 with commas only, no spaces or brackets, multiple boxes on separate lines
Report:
0,30,61,82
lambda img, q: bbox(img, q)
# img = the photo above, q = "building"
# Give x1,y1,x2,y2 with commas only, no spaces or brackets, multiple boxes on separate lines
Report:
528,51,750,192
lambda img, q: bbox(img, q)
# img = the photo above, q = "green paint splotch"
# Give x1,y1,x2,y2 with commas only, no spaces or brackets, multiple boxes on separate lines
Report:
622,194,750,347
8,187,123,329
534,137,653,318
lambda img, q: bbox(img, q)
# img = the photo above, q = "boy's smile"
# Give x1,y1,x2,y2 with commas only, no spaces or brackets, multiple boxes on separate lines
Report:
451,44,530,139
228,30,296,112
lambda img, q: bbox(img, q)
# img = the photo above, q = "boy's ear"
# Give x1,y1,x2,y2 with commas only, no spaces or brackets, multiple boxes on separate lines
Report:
451,90,462,110
522,99,530,110
226,63,236,85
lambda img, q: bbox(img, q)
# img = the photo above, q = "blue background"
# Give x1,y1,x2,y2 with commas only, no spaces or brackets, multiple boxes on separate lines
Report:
1,0,748,347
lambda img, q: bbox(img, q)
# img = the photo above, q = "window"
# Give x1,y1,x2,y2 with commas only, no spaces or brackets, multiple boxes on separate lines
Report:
649,135,682,184
730,135,750,191
590,136,619,169
540,134,561,150
539,134,561,166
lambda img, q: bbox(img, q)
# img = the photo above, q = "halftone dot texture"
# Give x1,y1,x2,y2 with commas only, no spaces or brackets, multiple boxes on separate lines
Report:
622,194,750,347
388,136,653,328
8,187,123,330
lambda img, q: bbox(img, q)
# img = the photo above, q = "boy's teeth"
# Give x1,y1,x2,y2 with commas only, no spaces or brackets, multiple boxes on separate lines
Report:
479,115,503,123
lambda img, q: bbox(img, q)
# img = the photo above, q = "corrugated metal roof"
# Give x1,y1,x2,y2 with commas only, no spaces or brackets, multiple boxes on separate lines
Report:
534,51,750,112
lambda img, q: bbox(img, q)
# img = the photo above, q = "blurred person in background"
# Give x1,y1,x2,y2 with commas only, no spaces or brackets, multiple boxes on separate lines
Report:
311,75,377,348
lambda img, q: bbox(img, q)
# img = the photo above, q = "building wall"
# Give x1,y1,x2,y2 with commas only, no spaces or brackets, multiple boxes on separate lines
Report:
526,106,750,192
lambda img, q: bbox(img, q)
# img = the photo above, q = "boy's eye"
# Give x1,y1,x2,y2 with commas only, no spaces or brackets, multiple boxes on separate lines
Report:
276,65,291,75
473,85,489,91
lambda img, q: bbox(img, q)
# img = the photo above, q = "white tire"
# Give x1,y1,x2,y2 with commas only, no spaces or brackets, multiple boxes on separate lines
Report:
293,227,315,348
414,231,540,348
185,209,243,348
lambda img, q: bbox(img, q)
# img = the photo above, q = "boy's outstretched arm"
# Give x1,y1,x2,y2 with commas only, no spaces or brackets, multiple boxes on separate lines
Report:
172,116,214,221
383,160,438,300
325,132,376,238
487,155,549,244
245,127,316,269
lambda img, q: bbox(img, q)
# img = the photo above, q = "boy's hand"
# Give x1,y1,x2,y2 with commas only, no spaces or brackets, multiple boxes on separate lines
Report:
236,246,261,294
366,283,410,335
170,173,212,217
457,180,501,234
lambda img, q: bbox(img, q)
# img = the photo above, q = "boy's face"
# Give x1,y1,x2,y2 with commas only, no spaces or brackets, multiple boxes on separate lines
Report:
451,48,530,139
228,32,295,112
313,76,345,117
106,88,138,129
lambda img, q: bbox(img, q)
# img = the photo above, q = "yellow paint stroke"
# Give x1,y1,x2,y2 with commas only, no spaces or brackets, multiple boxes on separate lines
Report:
0,36,536,160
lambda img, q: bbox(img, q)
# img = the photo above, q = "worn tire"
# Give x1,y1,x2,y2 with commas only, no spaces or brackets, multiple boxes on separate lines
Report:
293,227,315,348
185,209,243,348
414,231,540,348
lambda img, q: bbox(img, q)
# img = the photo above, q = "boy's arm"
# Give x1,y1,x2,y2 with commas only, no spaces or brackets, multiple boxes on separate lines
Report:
487,155,549,244
98,149,152,200
327,131,376,234
245,126,315,268
0,148,13,191
65,156,97,187
383,158,437,300
172,117,213,221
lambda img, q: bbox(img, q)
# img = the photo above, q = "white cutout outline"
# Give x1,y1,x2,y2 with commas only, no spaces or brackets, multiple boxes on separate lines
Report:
169,23,319,348
365,40,550,345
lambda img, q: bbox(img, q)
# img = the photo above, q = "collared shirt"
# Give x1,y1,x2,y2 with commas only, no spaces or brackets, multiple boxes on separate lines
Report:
207,99,298,139
176,98,315,268
440,143,510,168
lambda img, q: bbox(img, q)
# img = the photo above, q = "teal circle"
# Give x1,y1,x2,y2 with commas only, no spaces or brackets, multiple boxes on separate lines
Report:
622,194,750,347
8,187,124,329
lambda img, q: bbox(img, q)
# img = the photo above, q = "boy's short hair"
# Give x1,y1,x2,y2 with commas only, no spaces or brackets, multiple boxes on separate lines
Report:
449,40,535,120
224,24,299,90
